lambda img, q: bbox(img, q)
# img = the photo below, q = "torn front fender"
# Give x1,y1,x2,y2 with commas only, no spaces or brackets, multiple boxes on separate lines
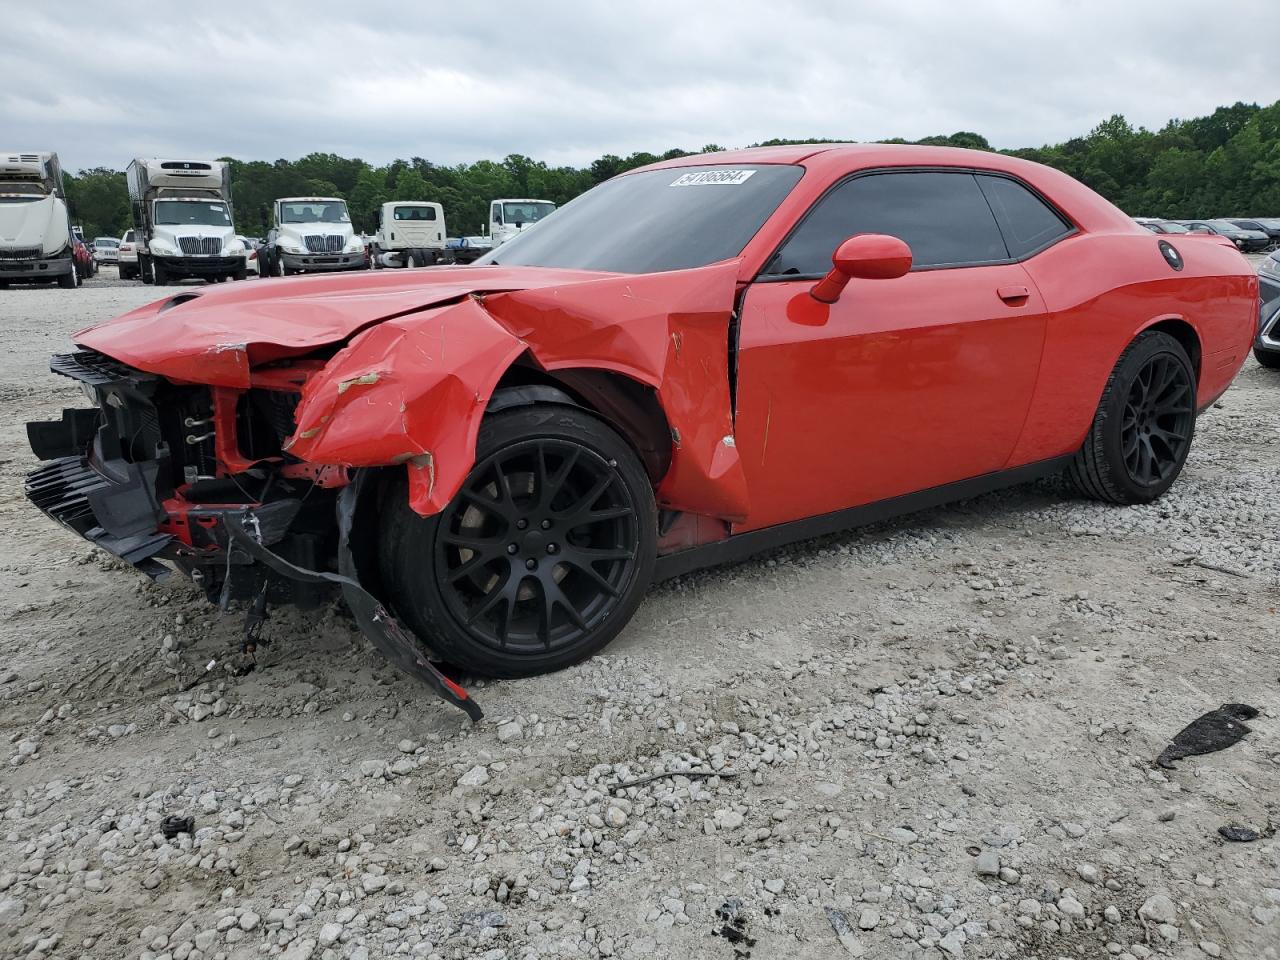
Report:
483,260,750,522
284,297,527,515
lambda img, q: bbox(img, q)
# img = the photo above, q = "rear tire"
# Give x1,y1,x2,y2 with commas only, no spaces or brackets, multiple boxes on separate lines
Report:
1253,346,1280,369
378,405,658,678
1069,330,1196,504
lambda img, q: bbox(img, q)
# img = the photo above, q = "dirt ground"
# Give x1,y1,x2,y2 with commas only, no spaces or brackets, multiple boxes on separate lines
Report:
1,266,1277,960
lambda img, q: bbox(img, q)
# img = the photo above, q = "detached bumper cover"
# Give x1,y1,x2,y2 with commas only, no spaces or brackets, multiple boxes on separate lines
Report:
25,455,171,578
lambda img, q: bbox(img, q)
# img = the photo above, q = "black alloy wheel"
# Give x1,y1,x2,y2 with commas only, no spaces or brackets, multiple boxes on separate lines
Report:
379,405,657,678
1070,330,1197,504
1119,352,1195,486
437,437,639,655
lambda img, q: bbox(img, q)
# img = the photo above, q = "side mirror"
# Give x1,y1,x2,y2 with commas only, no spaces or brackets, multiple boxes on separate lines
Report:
810,234,912,303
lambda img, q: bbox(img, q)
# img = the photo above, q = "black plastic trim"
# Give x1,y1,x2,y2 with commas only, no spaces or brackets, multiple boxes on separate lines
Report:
653,455,1073,581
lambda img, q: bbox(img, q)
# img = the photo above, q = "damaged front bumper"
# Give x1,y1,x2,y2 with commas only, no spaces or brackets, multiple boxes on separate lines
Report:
24,349,481,720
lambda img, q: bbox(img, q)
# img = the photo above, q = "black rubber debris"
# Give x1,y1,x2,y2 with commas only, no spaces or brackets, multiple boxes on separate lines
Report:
1218,824,1261,842
1155,703,1258,769
713,898,755,957
160,815,195,839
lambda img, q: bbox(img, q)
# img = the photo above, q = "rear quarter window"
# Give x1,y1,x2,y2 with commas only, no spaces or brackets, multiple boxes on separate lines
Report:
976,175,1072,258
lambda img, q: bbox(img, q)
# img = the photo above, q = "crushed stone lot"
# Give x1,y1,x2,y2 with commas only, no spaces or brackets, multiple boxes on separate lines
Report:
1,266,1278,960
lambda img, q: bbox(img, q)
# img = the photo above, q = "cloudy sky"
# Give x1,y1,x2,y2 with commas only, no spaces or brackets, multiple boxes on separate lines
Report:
4,1,1276,173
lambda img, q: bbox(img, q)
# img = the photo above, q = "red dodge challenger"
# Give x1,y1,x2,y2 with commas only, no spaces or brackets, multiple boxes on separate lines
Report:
25,145,1258,719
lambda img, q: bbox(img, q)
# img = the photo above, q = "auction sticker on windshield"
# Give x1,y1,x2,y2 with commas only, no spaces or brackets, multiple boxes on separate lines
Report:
669,169,756,187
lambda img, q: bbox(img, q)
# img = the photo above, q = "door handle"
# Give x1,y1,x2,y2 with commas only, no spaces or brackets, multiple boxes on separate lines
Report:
998,284,1030,304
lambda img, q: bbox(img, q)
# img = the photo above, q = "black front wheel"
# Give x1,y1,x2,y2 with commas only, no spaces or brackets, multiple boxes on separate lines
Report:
378,405,657,678
1070,330,1196,504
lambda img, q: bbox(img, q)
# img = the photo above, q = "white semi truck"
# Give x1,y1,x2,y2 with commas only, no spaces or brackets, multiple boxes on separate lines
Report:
261,197,366,276
371,200,448,268
127,158,247,285
0,151,77,289
488,198,556,247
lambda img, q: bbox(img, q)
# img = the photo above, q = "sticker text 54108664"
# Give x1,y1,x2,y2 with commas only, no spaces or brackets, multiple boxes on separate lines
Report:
669,169,756,187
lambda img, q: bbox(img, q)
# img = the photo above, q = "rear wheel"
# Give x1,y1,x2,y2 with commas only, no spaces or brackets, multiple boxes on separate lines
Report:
1069,330,1196,504
1254,346,1280,369
378,405,657,678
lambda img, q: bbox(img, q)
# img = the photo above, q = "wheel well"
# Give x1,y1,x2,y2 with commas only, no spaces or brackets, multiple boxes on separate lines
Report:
490,362,673,484
1146,318,1202,381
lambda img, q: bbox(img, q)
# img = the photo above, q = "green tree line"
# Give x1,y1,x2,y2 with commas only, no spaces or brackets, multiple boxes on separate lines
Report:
63,100,1280,242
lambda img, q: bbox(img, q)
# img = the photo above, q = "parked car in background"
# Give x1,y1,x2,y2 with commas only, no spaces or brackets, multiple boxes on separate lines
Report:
236,235,260,275
1256,249,1280,369
1227,218,1280,250
21,144,1259,717
91,237,119,262
118,229,139,279
70,237,93,282
1133,218,1192,235
1180,220,1270,251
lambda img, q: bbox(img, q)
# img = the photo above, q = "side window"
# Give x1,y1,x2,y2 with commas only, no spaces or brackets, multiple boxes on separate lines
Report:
764,171,1008,275
976,175,1071,258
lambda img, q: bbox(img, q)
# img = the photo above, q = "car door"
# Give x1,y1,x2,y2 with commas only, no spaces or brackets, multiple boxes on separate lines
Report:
733,169,1065,532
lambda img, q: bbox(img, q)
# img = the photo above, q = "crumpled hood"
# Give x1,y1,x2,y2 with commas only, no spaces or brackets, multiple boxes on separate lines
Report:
0,195,69,256
74,265,618,387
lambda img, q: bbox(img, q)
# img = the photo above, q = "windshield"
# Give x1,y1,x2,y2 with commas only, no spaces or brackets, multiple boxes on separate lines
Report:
155,200,233,227
499,201,555,225
1158,221,1190,233
1209,220,1244,232
393,205,437,221
0,182,47,196
478,165,804,273
280,201,350,224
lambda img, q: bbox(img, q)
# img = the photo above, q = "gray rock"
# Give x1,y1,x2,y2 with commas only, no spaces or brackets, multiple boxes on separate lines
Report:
457,765,490,787
1139,893,1178,926
975,851,1001,877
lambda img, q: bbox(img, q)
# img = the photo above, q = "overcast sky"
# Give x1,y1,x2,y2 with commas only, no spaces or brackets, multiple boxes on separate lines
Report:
4,1,1276,173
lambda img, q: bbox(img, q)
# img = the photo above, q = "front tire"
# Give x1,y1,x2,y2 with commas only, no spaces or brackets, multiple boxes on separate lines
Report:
378,405,658,678
1069,330,1196,504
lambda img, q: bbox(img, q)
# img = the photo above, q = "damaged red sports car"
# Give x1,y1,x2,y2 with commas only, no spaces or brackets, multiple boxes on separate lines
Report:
25,145,1258,719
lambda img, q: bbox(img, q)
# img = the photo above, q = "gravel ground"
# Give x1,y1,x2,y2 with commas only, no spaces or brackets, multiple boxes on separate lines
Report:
1,263,1278,960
